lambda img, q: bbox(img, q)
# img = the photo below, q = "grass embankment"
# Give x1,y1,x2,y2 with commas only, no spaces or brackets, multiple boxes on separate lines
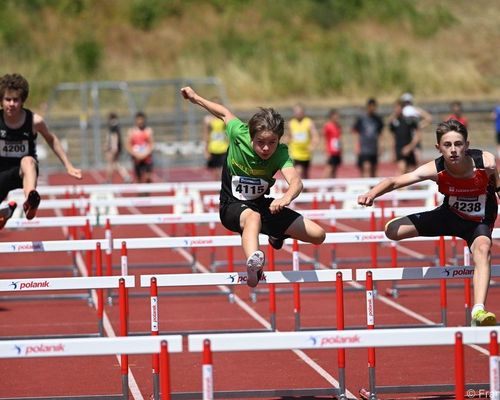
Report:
1,0,499,108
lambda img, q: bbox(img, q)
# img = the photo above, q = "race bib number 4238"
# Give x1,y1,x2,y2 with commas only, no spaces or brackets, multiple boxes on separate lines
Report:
449,194,486,219
231,176,269,200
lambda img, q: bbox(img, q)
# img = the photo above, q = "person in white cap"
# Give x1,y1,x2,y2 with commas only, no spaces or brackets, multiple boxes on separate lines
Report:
400,92,432,165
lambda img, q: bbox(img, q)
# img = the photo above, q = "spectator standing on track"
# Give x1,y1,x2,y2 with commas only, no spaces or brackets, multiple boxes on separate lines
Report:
446,100,468,127
203,97,229,180
126,111,154,184
105,112,131,184
286,103,319,179
0,73,82,228
387,100,421,174
358,119,498,327
180,86,326,288
490,103,500,158
322,108,342,178
352,98,384,177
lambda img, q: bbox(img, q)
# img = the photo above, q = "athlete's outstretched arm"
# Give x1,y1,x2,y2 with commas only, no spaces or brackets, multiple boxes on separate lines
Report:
34,114,82,179
180,87,235,125
358,161,436,206
269,166,303,214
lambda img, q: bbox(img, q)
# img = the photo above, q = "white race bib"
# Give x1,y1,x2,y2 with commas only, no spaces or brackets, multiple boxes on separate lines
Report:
0,140,29,157
449,194,486,219
231,176,269,200
293,131,308,143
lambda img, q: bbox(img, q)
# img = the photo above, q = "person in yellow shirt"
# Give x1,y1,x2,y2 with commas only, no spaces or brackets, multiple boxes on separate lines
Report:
203,97,229,179
286,103,319,179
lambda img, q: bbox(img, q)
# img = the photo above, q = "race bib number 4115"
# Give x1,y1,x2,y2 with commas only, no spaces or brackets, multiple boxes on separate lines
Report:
231,176,269,200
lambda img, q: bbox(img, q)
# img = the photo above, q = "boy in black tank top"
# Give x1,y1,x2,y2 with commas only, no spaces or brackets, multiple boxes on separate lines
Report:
0,73,82,228
358,119,498,327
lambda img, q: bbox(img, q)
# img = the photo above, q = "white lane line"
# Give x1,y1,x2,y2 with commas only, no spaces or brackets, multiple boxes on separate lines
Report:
314,218,491,356
65,173,145,400
125,206,358,399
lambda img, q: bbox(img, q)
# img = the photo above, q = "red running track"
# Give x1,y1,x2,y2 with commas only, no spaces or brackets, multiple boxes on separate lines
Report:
0,163,498,399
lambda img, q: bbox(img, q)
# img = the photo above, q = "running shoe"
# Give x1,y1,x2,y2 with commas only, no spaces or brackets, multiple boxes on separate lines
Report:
246,250,265,288
23,190,40,220
268,236,284,250
0,201,17,230
471,309,496,327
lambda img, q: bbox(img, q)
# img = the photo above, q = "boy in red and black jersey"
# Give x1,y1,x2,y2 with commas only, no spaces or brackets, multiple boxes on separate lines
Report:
358,119,498,327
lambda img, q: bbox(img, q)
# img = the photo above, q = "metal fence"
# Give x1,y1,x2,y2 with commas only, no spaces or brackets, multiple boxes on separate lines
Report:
40,78,499,173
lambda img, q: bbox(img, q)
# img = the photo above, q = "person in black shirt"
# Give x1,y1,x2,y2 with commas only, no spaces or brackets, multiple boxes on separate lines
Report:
0,73,82,228
388,100,421,174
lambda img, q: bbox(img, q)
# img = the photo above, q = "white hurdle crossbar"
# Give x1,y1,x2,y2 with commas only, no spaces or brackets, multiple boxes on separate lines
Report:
0,335,182,400
188,327,500,400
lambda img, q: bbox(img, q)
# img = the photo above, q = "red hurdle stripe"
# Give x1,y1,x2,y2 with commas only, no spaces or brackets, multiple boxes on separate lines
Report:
336,271,345,369
95,243,104,336
84,219,92,276
438,236,448,324
292,240,300,330
267,244,277,331
202,339,214,400
370,212,377,268
151,277,160,374
105,219,113,276
119,278,129,386
160,340,171,400
454,332,464,399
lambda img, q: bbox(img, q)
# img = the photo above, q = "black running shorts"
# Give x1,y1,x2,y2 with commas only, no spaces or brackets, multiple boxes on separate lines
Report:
408,205,495,248
0,166,22,202
219,197,301,239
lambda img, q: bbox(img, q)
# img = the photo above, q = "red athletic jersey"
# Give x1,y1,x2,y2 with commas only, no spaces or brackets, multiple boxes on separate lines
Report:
129,127,153,163
323,121,342,156
446,114,468,127
436,149,496,222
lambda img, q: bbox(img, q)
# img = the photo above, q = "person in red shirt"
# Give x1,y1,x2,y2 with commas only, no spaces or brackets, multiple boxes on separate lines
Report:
126,111,154,184
358,119,498,327
446,100,468,127
322,108,342,178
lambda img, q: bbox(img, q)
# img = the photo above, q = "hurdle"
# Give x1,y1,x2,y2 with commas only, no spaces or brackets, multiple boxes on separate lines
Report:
0,335,182,400
0,275,134,339
188,327,499,400
141,268,351,399
356,266,500,398
140,268,352,332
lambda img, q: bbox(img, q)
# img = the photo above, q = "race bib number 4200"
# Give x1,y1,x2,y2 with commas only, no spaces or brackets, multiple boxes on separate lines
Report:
0,140,29,158
231,176,269,200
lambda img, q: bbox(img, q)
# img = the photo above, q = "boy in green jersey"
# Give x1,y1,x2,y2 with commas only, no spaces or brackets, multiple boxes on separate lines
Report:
181,87,326,287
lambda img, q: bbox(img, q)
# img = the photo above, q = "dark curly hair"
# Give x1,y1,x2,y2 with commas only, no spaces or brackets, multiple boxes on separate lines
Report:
0,73,30,103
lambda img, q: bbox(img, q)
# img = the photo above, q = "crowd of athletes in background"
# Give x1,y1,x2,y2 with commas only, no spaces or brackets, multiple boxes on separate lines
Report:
101,93,499,184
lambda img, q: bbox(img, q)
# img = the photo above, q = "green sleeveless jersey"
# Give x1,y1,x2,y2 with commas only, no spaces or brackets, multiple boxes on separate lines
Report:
220,118,293,203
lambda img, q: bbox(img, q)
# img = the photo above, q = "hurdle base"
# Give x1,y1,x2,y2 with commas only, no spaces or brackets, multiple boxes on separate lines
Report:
1,332,101,341
0,396,123,400
171,387,339,399
129,327,271,337
359,382,489,399
298,322,445,332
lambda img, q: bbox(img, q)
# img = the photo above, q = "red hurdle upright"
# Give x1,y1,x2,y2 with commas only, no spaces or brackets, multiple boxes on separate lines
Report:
292,240,301,331
119,278,129,399
490,331,499,399
95,243,104,336
202,339,214,400
268,244,277,331
151,277,160,400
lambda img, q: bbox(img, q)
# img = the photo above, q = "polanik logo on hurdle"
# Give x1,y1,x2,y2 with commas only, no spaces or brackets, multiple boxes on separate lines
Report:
13,343,65,356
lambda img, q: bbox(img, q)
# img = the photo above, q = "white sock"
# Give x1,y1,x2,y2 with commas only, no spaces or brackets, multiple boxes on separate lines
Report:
471,304,484,317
